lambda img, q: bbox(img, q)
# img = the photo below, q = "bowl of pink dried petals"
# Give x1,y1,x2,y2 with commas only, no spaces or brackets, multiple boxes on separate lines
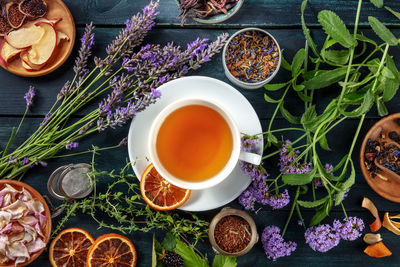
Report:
0,180,51,267
176,0,244,26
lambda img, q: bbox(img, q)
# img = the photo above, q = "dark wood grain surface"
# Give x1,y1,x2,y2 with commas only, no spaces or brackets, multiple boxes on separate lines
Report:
2,0,400,266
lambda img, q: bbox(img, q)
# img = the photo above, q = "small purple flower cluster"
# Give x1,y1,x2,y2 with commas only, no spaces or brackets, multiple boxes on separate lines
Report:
24,86,35,110
305,216,364,252
279,140,311,174
238,135,290,211
65,142,79,150
261,226,297,261
333,216,364,241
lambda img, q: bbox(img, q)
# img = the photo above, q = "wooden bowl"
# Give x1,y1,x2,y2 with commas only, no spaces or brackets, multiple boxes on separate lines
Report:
0,180,52,267
360,113,400,202
176,0,244,24
0,0,76,77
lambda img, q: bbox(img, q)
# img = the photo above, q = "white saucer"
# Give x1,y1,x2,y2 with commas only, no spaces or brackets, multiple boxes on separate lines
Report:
127,76,263,211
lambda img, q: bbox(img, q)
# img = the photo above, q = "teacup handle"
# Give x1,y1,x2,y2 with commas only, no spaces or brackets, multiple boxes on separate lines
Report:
239,151,262,165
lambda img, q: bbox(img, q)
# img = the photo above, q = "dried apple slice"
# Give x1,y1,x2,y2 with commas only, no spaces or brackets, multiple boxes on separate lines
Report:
20,51,42,70
36,17,63,26
57,31,69,46
0,39,23,67
27,22,57,66
19,0,47,18
6,2,26,29
6,22,44,49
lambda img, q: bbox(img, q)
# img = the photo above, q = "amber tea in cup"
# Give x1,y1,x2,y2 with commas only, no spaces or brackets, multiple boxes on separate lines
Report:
156,104,233,182
149,98,261,190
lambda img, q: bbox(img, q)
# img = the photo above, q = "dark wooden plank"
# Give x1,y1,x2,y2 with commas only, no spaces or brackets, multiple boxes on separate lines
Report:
1,27,400,120
63,0,400,27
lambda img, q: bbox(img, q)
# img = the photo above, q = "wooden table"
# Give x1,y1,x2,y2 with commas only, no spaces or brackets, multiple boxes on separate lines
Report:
3,0,400,266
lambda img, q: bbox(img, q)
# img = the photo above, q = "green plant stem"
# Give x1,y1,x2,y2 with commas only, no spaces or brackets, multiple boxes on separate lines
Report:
267,85,290,133
282,186,300,237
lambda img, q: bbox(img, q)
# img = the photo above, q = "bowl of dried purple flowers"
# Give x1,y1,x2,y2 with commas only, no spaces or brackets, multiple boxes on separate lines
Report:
176,0,244,26
222,27,281,90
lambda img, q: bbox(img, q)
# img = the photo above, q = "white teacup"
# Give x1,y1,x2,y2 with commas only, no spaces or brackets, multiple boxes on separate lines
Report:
148,98,261,190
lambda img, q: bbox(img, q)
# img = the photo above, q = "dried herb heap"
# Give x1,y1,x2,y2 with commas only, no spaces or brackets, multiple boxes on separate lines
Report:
239,0,400,260
178,0,238,25
0,0,228,179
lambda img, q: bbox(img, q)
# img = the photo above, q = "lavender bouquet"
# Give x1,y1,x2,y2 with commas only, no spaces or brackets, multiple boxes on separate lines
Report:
0,0,228,179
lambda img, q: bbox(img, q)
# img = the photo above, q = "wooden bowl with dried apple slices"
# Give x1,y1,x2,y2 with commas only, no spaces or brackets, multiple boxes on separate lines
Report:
0,0,75,77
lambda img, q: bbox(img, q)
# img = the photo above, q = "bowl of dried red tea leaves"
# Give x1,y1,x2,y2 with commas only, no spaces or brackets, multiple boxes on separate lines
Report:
176,0,243,25
208,207,258,256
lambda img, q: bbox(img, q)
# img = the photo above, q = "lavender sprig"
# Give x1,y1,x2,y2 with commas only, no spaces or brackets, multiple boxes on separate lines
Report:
24,86,35,110
58,24,95,100
96,0,160,69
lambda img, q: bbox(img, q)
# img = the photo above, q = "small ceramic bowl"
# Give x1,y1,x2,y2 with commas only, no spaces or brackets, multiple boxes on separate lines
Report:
0,180,52,267
222,27,281,90
176,0,244,24
360,113,400,202
209,207,258,257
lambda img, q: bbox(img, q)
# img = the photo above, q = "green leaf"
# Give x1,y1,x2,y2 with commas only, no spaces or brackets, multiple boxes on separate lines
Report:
297,90,312,102
324,49,350,65
370,0,383,8
318,132,331,151
162,232,177,251
303,102,337,132
297,197,328,208
318,10,356,48
280,105,300,124
377,97,389,116
310,200,332,226
267,133,278,144
281,53,292,71
301,0,319,57
386,56,400,82
265,83,288,91
382,66,395,79
291,48,306,76
356,34,378,47
301,105,317,125
174,240,208,267
264,93,280,103
304,68,350,90
368,16,398,46
382,78,399,101
385,6,400,21
282,168,317,185
212,255,237,267
335,159,355,205
340,89,375,117
293,84,305,91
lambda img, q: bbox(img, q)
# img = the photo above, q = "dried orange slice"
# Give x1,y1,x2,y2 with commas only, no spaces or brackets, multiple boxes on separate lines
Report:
87,233,137,267
49,227,95,267
140,164,191,211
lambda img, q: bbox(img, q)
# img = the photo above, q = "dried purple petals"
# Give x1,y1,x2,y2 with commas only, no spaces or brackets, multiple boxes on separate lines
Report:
225,30,279,83
178,0,239,26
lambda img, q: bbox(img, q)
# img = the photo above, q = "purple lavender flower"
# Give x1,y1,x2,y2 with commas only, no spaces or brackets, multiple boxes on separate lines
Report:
333,217,364,241
40,114,50,127
151,89,161,98
262,226,297,261
266,189,290,210
24,86,35,109
305,224,340,252
65,142,79,150
99,0,160,67
22,157,29,165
